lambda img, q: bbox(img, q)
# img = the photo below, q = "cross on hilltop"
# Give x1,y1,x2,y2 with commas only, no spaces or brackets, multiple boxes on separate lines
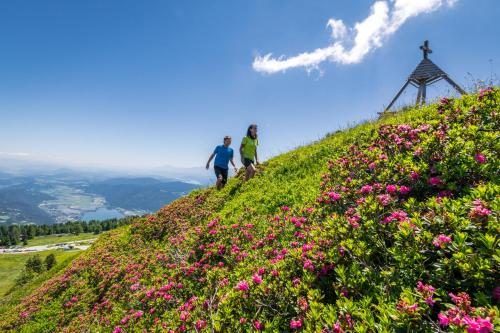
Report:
420,40,432,59
383,40,466,112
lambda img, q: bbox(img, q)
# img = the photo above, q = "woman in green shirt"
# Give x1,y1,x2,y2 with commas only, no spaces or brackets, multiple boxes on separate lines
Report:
240,124,259,181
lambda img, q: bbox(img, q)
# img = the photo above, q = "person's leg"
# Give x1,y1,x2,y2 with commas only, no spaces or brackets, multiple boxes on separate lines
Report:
214,167,223,190
243,159,250,181
248,163,256,179
244,159,255,181
220,168,228,188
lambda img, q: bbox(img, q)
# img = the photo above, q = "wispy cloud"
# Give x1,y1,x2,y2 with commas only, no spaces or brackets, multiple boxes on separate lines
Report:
0,151,30,157
253,0,457,74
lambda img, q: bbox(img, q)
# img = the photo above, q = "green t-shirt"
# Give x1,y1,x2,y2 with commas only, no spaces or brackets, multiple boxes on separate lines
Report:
241,136,258,160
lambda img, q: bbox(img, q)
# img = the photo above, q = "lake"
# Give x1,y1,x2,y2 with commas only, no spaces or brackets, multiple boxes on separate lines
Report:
81,207,124,221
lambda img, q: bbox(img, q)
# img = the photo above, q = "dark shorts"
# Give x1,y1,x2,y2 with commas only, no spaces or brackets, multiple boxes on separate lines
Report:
243,158,254,168
214,166,228,184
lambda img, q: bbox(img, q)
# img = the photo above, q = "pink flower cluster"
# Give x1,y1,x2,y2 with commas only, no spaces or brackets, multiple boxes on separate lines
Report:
254,320,264,330
377,194,392,206
236,280,249,291
438,292,494,333
396,300,418,314
289,319,303,329
440,97,451,105
475,153,487,164
478,87,494,100
381,210,409,224
432,234,452,248
469,199,492,219
416,281,436,306
428,176,442,186
328,192,342,201
252,274,263,285
195,319,207,330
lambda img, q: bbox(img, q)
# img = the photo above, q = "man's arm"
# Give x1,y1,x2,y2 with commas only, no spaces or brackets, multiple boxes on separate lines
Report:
206,153,215,169
230,158,237,172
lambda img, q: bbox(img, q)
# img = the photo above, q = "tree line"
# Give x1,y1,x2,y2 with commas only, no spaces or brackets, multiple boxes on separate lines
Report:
0,216,139,246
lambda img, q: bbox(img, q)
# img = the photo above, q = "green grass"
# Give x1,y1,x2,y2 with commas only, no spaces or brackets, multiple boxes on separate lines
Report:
0,249,81,297
0,233,97,302
25,233,97,247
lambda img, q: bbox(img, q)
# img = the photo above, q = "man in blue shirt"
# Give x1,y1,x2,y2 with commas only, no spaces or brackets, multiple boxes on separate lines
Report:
206,136,238,190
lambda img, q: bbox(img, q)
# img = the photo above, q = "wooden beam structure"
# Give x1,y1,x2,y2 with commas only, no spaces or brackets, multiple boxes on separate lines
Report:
384,41,466,112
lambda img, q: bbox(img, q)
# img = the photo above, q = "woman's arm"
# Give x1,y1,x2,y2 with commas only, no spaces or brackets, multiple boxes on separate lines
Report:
254,148,259,165
206,153,215,169
239,144,245,164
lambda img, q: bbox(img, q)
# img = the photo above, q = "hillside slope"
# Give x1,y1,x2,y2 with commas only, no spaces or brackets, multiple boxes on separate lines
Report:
1,88,499,332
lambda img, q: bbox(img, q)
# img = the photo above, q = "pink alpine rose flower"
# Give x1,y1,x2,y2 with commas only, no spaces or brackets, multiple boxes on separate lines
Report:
429,176,442,186
360,185,372,194
254,320,264,330
438,313,450,326
470,199,492,218
236,280,249,291
252,274,263,285
399,186,410,194
433,234,452,248
195,320,207,330
290,319,303,329
328,192,342,201
386,185,397,193
377,194,392,206
475,153,486,163
179,311,190,321
303,259,315,271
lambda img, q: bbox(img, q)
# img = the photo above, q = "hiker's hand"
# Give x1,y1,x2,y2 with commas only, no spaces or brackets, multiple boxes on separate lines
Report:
255,160,260,165
234,167,238,173
205,163,210,170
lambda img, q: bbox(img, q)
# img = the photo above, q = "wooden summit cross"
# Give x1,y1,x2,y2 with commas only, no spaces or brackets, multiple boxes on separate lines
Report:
384,40,466,111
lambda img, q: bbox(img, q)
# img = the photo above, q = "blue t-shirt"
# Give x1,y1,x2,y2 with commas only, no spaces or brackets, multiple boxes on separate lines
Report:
213,145,233,169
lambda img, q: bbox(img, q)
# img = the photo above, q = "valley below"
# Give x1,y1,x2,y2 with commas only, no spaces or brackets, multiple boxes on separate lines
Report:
0,173,200,225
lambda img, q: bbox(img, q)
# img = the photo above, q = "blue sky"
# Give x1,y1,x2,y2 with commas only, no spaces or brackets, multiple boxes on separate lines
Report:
0,0,498,169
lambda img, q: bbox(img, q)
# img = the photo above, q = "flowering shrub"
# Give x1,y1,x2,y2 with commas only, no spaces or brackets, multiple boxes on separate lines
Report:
1,88,499,332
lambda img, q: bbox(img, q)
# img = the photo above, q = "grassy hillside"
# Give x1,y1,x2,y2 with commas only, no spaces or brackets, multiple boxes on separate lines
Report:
1,88,498,332
0,250,81,296
24,233,96,247
0,250,82,316
0,233,94,298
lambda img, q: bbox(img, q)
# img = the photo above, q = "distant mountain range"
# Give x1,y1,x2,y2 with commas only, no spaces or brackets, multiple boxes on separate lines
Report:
0,156,212,185
0,160,205,225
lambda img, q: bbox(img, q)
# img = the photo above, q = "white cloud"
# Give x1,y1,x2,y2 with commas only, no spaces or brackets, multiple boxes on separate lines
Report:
253,0,458,74
0,151,30,157
326,19,348,39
